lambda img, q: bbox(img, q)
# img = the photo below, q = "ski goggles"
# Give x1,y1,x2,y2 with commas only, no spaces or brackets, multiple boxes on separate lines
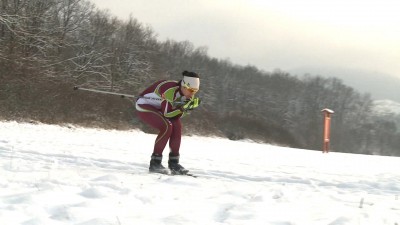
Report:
182,82,199,94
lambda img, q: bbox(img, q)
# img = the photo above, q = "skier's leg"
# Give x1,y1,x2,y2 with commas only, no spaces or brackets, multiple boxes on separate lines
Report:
169,118,182,155
167,118,188,174
136,104,172,155
136,104,173,173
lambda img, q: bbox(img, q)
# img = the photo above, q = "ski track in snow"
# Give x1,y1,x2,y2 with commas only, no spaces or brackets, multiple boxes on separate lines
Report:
0,121,399,225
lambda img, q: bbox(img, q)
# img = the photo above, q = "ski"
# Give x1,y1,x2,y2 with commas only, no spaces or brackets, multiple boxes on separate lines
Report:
149,171,198,178
170,172,198,178
149,170,171,175
183,173,198,178
167,173,198,178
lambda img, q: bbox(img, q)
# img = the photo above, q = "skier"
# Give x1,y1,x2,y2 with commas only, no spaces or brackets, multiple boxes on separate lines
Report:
135,71,201,174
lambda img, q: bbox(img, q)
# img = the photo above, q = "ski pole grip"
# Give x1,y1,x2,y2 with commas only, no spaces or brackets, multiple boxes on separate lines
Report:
73,86,79,91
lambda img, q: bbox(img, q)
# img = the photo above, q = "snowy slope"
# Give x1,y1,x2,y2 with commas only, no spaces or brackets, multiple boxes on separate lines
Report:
0,121,399,225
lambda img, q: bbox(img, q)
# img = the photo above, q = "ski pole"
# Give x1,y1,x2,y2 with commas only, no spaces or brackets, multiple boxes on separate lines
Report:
73,86,136,98
73,86,186,106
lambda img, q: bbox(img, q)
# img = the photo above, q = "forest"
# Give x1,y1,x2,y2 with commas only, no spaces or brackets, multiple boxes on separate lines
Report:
1,0,399,156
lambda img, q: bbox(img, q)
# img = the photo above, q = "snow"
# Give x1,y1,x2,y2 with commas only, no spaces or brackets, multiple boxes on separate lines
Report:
372,99,400,116
321,108,334,114
0,121,399,225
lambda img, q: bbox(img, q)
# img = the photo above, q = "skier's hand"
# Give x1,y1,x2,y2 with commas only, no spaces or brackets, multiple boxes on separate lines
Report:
189,97,201,109
182,97,201,111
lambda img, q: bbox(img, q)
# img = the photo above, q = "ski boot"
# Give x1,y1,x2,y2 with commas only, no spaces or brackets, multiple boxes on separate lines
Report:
149,153,169,174
168,153,189,175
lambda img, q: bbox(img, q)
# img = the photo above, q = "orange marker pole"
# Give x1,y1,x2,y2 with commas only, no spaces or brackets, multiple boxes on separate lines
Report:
321,109,334,153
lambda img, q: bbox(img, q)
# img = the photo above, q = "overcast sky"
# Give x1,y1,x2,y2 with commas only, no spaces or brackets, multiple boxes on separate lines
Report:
90,0,400,100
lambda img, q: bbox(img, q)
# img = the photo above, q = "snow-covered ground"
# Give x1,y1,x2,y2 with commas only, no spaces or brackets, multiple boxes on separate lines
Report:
0,121,399,225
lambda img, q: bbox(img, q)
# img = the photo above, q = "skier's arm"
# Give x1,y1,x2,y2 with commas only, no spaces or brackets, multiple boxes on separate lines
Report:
161,100,184,118
161,96,200,118
178,97,201,117
159,87,184,118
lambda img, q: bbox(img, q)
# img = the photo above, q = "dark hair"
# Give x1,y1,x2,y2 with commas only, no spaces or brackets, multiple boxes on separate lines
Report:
182,70,199,78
